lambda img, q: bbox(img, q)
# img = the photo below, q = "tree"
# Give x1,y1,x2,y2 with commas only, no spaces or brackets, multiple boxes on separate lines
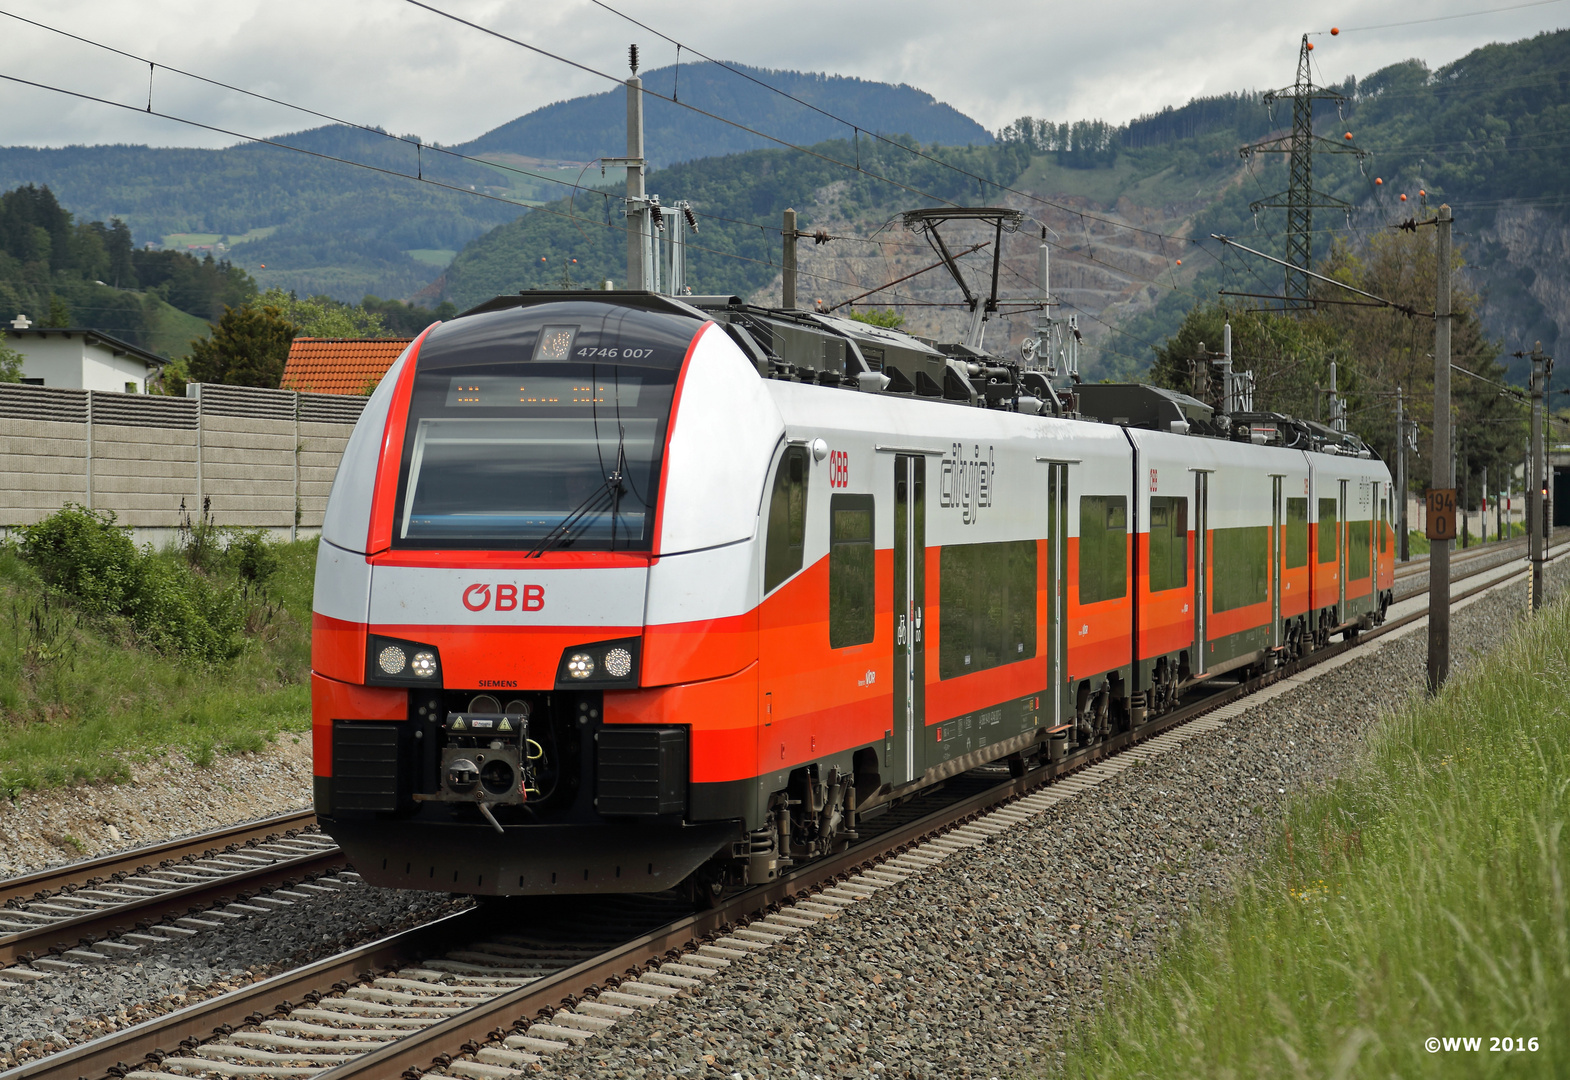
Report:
259,287,386,338
41,295,71,328
361,294,455,336
1149,227,1522,502
1314,230,1521,499
187,303,298,388
1149,304,1346,420
0,331,23,382
849,307,905,329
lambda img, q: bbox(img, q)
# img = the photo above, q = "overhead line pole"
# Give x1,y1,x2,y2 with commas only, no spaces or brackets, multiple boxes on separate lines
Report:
1529,341,1553,610
1428,205,1452,693
1397,386,1409,562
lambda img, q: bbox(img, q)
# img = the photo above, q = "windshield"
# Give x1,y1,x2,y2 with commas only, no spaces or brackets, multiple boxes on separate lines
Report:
391,300,699,551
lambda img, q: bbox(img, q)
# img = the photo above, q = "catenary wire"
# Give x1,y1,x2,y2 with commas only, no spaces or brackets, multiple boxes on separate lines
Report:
1326,0,1567,34
0,70,943,307
409,0,1217,254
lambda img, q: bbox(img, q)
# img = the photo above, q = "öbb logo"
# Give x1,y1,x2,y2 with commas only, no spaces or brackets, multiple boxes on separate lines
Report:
462,583,545,612
829,450,849,489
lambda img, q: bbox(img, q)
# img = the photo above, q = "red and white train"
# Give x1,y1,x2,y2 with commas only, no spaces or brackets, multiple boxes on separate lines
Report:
310,291,1394,897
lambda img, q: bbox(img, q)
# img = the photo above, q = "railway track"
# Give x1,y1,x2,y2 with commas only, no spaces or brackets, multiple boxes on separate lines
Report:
5,538,1566,1080
1391,527,1564,584
0,812,344,977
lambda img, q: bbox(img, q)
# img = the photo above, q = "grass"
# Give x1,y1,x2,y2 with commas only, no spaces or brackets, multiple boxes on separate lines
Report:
160,226,278,249
1403,521,1535,557
404,248,458,267
142,295,212,360
1054,587,1570,1077
0,534,315,797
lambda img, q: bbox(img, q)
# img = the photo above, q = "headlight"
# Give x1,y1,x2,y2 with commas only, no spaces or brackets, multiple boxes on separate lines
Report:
366,635,442,687
555,638,640,688
603,647,633,678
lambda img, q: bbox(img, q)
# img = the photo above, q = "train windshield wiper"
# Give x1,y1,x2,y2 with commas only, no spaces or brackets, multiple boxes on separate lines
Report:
526,426,628,558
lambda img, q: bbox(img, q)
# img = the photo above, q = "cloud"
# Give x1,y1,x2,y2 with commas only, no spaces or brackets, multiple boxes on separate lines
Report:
0,0,1564,149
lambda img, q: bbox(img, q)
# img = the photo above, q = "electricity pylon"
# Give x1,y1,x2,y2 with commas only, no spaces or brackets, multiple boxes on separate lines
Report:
1240,34,1368,310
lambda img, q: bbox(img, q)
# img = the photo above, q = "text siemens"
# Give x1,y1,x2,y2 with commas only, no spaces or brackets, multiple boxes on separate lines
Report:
461,583,546,612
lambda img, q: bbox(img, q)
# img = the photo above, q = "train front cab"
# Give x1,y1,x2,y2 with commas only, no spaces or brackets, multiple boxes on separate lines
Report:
311,297,788,896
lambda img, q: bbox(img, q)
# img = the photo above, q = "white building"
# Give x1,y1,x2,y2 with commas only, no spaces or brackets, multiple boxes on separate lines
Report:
8,314,168,393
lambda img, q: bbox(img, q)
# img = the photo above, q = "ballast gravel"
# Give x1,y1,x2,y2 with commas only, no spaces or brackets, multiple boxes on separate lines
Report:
526,566,1564,1080
0,736,314,878
0,875,467,1070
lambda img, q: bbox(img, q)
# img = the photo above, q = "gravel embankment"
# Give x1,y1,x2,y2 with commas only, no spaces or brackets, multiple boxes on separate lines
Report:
534,567,1564,1080
0,737,313,879
0,876,467,1069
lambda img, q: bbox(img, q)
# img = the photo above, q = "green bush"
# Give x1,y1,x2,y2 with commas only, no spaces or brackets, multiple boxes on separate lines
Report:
128,550,246,663
19,504,140,615
226,528,279,584
15,504,254,662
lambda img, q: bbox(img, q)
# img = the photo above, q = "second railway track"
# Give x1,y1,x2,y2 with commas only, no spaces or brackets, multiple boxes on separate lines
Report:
5,537,1565,1080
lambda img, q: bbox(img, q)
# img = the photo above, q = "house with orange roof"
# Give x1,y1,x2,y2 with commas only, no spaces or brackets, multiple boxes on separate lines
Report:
280,338,412,395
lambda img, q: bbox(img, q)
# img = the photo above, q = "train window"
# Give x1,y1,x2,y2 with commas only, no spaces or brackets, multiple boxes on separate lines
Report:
1318,497,1339,563
1349,517,1372,578
939,540,1036,679
1286,498,1309,568
1079,495,1128,604
1379,498,1388,553
1148,496,1188,592
829,495,876,647
764,446,809,593
1212,527,1269,612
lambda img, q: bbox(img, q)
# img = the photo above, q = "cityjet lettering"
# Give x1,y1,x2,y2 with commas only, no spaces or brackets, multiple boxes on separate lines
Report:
940,442,995,524
461,583,545,612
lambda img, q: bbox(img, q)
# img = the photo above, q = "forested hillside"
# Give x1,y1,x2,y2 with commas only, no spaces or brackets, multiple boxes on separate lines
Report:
433,137,1034,310
458,61,991,167
0,184,248,355
1111,29,1570,385
0,131,515,303
437,29,1570,388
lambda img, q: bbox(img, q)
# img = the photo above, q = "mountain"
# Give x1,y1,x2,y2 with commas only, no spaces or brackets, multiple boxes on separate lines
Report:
457,61,992,167
0,64,992,303
0,130,517,303
434,30,1570,387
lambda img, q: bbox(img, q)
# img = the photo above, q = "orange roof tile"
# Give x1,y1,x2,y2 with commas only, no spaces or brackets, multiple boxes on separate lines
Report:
280,338,413,395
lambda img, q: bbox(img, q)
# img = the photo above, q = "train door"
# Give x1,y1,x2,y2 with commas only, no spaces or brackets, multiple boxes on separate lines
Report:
1193,470,1209,676
1338,479,1349,622
1046,462,1070,728
891,455,926,787
1370,481,1382,599
1271,475,1284,649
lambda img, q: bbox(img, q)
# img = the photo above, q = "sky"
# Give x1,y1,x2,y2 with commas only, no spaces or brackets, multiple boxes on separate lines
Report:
1,0,1567,150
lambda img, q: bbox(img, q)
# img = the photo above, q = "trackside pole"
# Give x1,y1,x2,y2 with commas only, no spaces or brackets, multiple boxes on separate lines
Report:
1428,205,1452,693
1530,342,1551,610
